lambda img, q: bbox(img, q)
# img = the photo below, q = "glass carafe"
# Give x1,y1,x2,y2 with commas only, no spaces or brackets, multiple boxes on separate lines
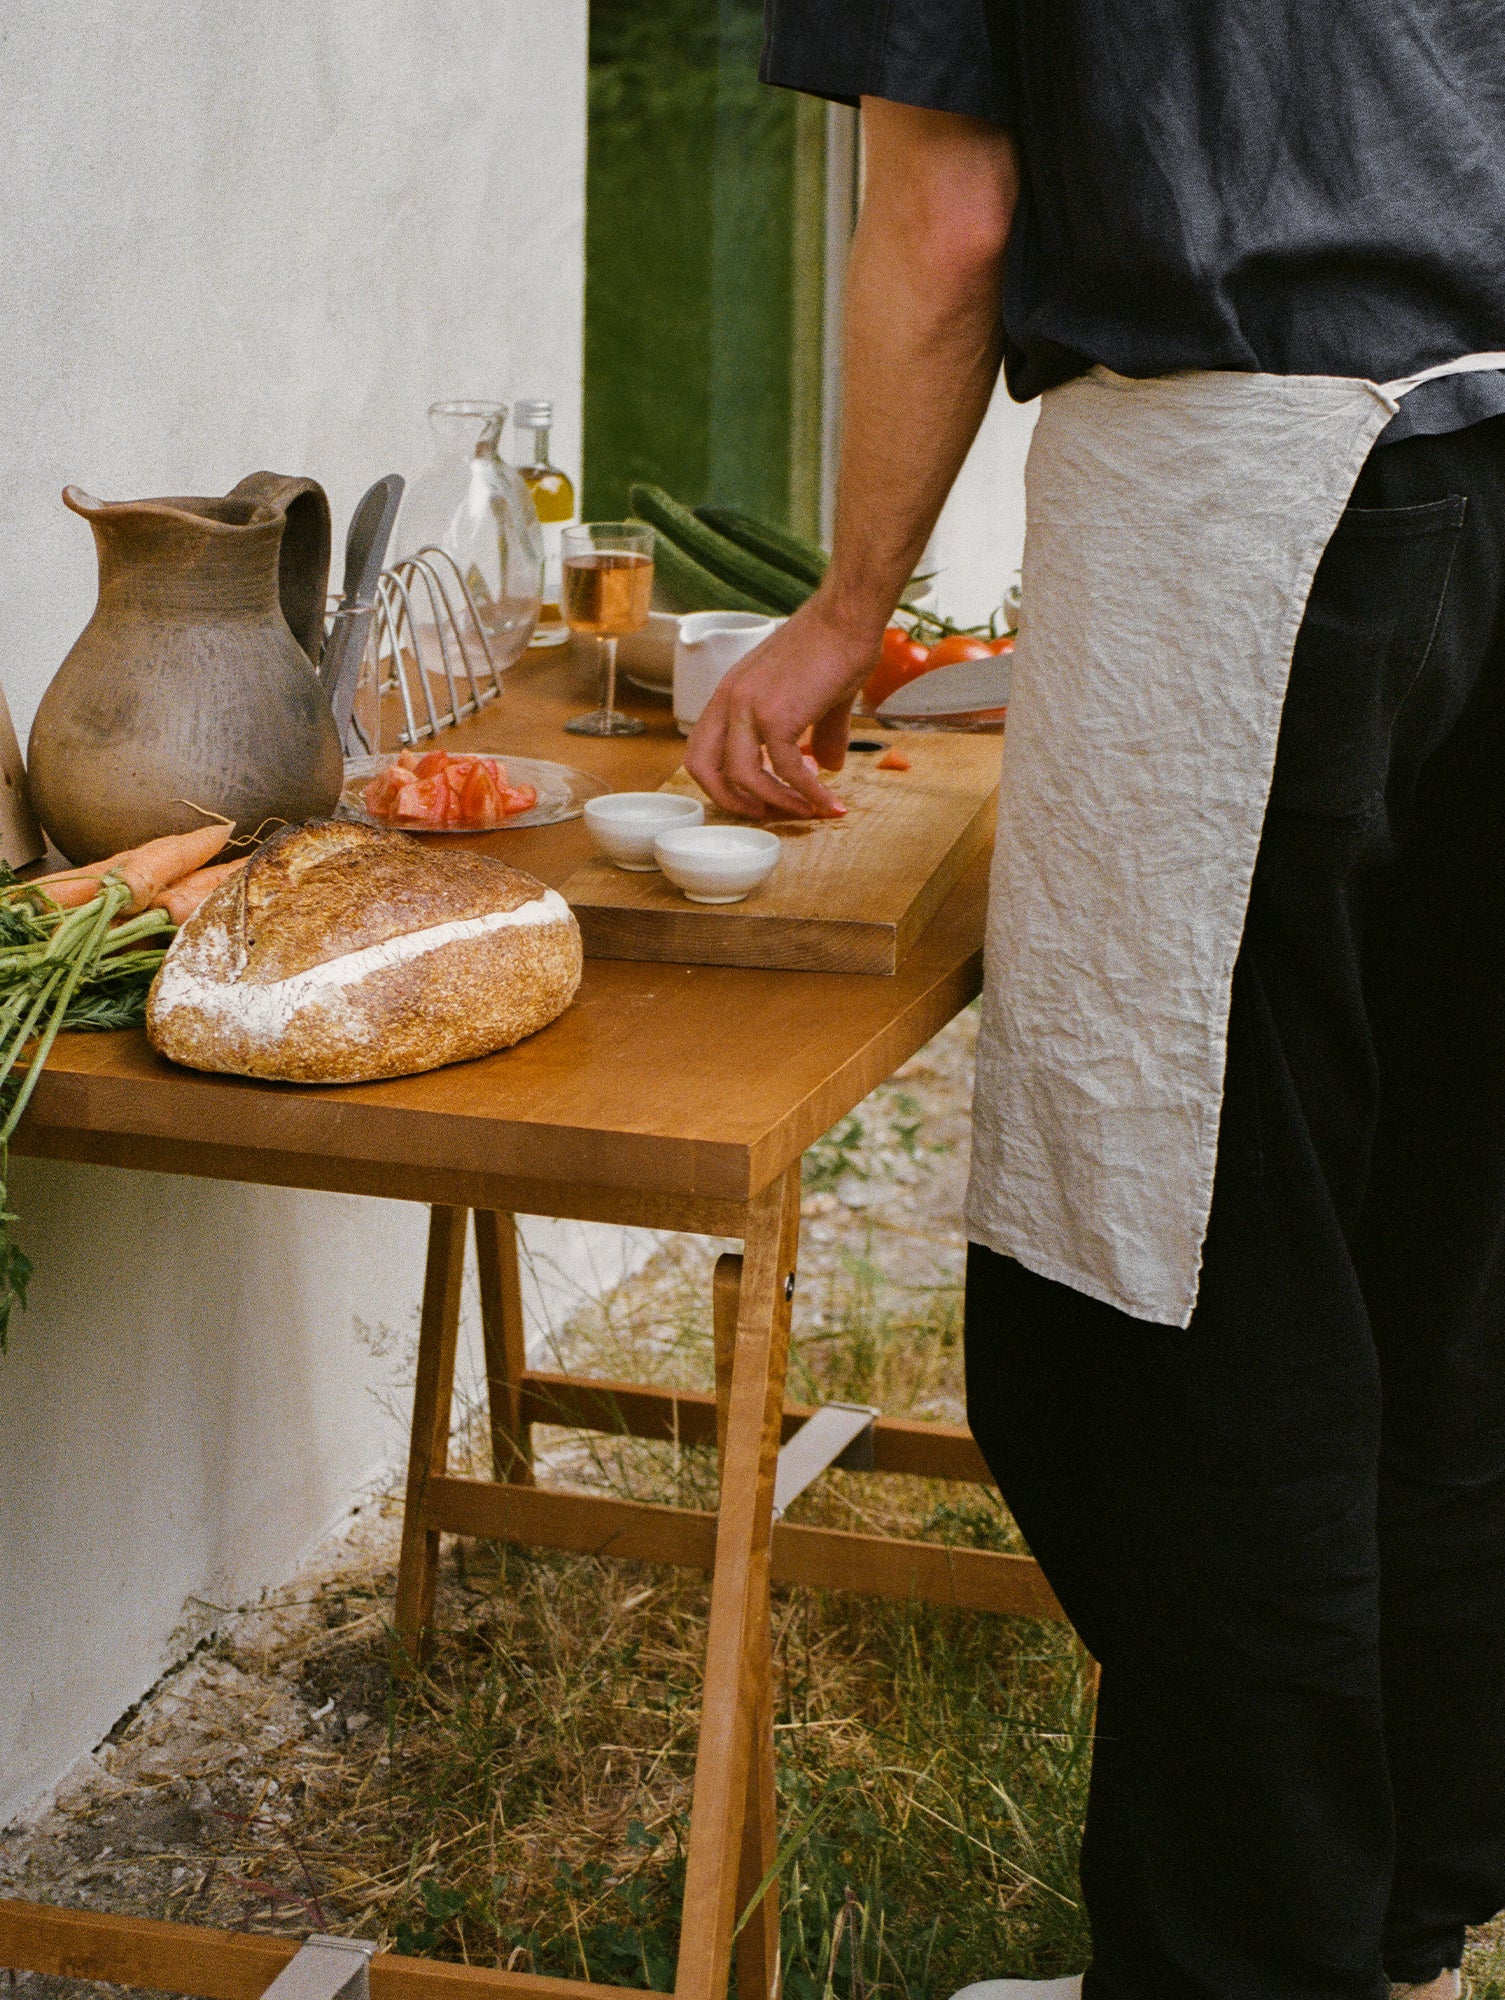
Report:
394,401,544,669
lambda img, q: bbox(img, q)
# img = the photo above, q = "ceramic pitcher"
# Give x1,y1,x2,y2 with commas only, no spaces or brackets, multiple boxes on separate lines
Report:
27,471,343,863
672,610,778,735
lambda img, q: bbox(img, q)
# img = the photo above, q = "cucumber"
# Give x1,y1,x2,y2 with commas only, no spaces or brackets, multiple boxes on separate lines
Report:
695,506,828,589
639,525,774,615
630,483,811,616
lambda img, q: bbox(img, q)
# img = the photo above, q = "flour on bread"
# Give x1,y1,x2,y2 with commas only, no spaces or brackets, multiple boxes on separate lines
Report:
146,821,582,1084
153,891,571,1047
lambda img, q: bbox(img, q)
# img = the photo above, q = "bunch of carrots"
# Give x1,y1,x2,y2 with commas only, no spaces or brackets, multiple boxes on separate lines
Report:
40,823,245,923
0,821,247,1345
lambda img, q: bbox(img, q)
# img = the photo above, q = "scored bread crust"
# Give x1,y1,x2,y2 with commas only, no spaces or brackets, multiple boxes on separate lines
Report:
146,819,582,1083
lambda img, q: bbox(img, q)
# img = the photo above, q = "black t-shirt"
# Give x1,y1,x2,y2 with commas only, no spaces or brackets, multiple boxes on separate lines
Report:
761,0,1505,441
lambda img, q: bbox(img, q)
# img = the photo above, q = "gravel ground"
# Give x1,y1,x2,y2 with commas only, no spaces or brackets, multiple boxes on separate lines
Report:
0,1009,985,1983
11,995,1502,1999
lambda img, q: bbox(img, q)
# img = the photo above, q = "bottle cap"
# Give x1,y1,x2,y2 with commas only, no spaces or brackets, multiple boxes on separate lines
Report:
514,399,553,430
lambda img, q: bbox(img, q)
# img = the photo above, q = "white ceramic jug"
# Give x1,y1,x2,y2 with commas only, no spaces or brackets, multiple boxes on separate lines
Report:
672,611,778,735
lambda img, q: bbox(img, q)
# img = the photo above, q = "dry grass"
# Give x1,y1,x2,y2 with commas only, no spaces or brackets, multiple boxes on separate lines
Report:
4,1012,1093,1993
7,1006,1501,1998
208,1538,1092,1995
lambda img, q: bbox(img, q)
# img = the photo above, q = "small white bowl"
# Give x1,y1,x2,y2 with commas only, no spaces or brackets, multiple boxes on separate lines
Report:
653,825,781,904
616,609,683,690
584,791,705,870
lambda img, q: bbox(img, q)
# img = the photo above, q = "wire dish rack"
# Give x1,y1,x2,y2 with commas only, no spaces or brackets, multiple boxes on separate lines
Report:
344,546,518,756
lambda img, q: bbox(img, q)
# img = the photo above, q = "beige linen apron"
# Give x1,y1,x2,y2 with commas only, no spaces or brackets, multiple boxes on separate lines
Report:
965,354,1505,1329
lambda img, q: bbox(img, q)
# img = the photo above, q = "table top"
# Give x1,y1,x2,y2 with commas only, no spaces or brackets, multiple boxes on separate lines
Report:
14,648,990,1216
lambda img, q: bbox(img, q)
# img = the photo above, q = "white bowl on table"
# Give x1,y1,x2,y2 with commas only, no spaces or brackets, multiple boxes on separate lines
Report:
653,825,781,904
584,791,704,870
616,610,682,692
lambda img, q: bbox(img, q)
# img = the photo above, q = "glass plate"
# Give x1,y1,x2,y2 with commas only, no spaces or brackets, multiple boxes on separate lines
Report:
339,753,609,832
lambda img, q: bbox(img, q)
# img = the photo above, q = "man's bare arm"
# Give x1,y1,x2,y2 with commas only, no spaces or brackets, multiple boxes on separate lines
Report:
685,98,1019,819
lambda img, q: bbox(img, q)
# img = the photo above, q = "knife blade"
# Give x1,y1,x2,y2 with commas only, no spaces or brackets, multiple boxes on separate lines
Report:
876,653,1012,720
319,474,405,748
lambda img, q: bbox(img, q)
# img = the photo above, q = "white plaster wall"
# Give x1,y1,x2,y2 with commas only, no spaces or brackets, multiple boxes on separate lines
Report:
927,373,1037,628
0,1166,428,1812
1,1,589,731
0,1,625,1824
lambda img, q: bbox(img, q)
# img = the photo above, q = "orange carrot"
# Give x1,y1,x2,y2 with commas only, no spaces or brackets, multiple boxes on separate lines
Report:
876,748,911,771
112,825,232,911
38,874,117,908
40,824,232,914
153,856,247,926
40,846,143,890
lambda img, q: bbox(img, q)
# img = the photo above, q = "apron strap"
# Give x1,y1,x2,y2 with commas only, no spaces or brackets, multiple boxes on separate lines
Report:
1383,350,1505,399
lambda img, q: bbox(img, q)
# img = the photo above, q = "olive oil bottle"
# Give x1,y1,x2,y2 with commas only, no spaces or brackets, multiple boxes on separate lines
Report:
514,400,577,648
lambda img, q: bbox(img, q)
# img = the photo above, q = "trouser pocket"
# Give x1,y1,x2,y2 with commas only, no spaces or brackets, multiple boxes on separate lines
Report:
1269,493,1466,818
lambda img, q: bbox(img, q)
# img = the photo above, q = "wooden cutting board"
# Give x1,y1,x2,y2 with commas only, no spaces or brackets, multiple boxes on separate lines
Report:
560,730,1001,974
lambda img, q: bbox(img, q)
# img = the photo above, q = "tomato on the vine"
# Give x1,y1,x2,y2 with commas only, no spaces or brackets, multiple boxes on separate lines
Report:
923,634,1014,669
862,626,931,710
862,626,1014,711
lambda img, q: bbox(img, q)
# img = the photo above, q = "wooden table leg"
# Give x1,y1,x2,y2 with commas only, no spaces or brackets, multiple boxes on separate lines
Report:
712,1253,741,1465
712,1252,781,2000
676,1170,801,2000
393,1205,469,1660
475,1209,535,1486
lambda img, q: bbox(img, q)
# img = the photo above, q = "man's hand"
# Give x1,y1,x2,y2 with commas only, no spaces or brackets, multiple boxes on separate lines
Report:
684,597,879,818
685,97,1018,818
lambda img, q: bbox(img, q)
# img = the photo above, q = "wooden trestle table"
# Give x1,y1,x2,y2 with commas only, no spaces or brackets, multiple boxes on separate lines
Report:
0,649,1063,2000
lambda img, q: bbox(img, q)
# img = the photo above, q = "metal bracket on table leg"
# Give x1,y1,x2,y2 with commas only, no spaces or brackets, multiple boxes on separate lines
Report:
259,1936,377,2000
772,1401,880,1520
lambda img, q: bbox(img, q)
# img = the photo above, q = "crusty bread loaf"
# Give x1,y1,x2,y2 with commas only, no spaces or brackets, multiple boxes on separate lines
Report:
146,819,582,1083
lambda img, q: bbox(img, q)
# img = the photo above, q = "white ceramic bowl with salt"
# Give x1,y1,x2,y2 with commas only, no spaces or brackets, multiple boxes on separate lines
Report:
584,792,704,870
652,825,781,904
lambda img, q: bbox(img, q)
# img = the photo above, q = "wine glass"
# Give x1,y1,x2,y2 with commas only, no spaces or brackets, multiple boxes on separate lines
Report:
562,522,654,737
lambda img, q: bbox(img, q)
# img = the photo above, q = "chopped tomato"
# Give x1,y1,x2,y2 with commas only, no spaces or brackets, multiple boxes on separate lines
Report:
362,764,409,815
363,750,537,827
459,759,498,825
394,776,445,820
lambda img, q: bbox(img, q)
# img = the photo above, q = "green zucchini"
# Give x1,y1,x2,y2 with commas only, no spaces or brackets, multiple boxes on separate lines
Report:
695,506,828,589
639,524,773,615
630,483,811,616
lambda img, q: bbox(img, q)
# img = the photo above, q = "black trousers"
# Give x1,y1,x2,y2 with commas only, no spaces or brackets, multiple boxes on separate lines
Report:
965,416,1505,2000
